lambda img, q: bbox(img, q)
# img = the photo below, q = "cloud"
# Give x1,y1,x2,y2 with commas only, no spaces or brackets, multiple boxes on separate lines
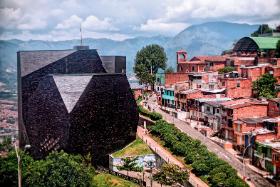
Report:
55,15,82,29
0,0,279,40
136,19,188,36
82,15,119,31
0,8,22,29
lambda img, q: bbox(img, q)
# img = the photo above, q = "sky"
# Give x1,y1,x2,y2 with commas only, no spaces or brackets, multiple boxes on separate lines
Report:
0,0,280,41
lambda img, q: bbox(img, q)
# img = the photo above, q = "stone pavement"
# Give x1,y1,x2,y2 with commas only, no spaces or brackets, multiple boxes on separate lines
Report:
144,95,273,187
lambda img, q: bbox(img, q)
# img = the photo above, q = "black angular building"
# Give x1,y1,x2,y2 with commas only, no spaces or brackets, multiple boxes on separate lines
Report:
17,46,138,166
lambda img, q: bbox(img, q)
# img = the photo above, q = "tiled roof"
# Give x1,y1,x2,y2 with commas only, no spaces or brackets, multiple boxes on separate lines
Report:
268,98,280,103
190,55,227,62
237,117,270,124
222,99,267,109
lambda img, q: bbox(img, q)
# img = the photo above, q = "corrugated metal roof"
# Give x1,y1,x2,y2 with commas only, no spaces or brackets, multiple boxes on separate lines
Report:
233,36,280,51
250,37,280,49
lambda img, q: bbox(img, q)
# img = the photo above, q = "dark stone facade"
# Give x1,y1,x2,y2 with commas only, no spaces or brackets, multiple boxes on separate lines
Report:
18,48,138,167
100,56,126,73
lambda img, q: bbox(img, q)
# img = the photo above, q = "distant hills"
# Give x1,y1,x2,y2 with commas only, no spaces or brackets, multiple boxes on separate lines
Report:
0,21,258,91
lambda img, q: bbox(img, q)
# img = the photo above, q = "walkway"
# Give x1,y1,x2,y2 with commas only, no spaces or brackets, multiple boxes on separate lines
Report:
137,126,208,187
144,96,273,187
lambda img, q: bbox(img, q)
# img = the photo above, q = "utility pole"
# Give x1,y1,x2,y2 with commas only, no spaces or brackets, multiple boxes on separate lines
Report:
80,23,83,46
14,144,22,187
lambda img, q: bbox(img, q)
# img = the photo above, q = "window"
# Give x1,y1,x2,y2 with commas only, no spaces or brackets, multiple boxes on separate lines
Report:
192,66,195,71
197,85,201,88
216,108,220,113
210,62,214,66
207,106,210,112
209,85,214,89
237,81,240,87
222,82,225,86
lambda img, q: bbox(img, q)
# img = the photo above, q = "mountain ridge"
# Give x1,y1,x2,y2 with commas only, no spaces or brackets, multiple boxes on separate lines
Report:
0,21,259,91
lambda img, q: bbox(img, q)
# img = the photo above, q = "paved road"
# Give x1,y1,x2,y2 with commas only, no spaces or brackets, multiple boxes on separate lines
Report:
145,96,273,187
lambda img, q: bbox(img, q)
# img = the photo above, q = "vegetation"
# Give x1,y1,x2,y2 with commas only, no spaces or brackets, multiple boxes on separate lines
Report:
253,73,277,98
138,105,162,121
0,137,13,152
112,138,153,158
218,66,235,74
153,163,188,186
134,44,167,88
164,66,175,73
149,120,248,187
117,157,143,172
251,24,273,36
93,173,139,187
0,150,95,187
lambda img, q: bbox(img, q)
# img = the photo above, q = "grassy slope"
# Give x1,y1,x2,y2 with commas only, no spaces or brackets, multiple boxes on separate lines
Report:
93,173,139,187
112,138,153,158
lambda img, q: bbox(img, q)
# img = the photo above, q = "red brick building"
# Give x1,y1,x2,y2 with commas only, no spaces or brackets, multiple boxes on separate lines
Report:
240,64,270,82
226,56,255,73
221,99,268,141
165,73,188,87
268,98,280,118
204,56,227,72
219,76,252,99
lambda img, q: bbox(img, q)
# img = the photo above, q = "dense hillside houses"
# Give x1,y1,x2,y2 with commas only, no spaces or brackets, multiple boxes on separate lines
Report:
156,36,280,178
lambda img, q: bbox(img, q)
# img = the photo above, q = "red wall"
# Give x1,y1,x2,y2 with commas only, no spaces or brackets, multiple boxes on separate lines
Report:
219,78,252,98
165,73,188,87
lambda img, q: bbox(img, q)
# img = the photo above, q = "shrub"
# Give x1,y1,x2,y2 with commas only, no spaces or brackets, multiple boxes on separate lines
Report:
218,66,235,74
150,120,248,187
137,105,162,121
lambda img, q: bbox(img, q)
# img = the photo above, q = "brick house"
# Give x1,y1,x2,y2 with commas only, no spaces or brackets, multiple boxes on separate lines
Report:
165,73,188,87
233,117,274,151
253,140,280,178
240,64,270,82
188,72,219,90
219,73,252,99
176,89,203,111
203,100,231,133
176,50,188,72
204,56,227,72
226,56,255,73
187,97,231,129
221,99,268,141
268,98,280,118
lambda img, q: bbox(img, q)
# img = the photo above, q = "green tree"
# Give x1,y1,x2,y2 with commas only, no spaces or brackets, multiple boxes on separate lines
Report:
25,151,95,187
165,66,174,73
251,24,272,36
153,163,188,186
134,44,167,88
0,150,95,187
117,157,143,173
218,66,235,74
0,137,13,152
253,73,277,98
0,150,34,187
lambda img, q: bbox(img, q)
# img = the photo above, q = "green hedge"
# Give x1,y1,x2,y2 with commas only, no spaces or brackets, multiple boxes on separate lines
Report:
149,120,248,187
138,105,162,121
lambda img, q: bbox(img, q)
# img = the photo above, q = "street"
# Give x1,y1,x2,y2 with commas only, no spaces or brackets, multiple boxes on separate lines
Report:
145,95,273,187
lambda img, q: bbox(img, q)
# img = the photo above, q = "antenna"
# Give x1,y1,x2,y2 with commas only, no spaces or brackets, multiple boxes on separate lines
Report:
80,23,83,46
